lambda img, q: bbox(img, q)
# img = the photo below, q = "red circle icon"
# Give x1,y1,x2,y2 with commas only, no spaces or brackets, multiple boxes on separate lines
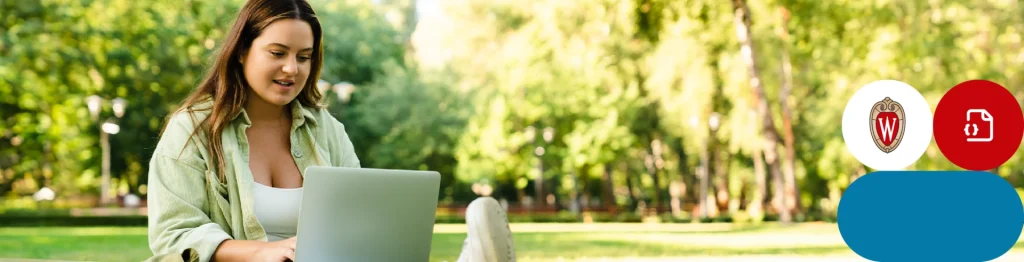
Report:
934,80,1024,171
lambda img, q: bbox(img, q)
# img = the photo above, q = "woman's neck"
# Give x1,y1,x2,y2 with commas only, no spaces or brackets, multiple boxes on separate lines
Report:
244,95,290,128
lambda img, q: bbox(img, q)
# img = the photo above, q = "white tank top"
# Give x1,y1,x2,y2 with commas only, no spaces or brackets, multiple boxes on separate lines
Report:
252,181,303,242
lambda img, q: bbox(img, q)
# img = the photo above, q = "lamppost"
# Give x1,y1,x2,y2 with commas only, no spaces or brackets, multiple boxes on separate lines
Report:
34,187,55,209
87,95,126,206
525,126,554,208
690,112,720,220
541,127,554,207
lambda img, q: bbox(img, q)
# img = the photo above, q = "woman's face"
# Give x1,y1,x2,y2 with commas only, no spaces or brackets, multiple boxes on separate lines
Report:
241,18,314,107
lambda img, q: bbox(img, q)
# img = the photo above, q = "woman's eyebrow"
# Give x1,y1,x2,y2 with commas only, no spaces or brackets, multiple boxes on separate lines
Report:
267,42,314,52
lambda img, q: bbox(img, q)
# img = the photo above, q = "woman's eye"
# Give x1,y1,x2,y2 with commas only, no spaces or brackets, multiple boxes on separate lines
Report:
271,51,285,57
298,56,311,62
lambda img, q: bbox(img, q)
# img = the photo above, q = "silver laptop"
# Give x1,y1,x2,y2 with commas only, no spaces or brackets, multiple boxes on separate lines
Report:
294,166,441,262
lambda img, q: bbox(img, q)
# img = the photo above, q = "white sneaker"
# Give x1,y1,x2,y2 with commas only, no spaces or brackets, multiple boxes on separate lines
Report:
456,197,516,262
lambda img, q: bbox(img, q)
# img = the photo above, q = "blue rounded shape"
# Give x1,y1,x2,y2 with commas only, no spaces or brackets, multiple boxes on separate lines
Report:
839,171,1024,261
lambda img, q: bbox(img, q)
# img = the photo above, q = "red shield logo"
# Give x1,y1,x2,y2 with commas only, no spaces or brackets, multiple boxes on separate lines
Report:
870,97,905,153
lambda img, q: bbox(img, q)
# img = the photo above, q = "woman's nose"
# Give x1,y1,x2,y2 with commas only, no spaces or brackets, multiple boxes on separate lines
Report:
282,58,297,75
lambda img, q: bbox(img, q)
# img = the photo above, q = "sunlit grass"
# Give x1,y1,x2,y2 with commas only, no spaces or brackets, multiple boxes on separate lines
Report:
0,223,1021,261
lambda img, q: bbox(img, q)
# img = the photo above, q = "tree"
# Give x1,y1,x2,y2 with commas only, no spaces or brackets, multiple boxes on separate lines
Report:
728,0,791,223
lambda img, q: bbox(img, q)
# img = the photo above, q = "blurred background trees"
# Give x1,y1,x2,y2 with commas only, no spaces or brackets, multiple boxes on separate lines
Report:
3,0,1023,223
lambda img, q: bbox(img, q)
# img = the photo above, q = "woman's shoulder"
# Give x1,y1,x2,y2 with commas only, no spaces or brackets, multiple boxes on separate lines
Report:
166,108,212,133
153,103,215,159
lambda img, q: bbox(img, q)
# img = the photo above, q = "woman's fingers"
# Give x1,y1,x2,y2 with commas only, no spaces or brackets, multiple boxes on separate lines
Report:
267,247,294,262
273,236,298,250
283,247,296,261
283,236,298,249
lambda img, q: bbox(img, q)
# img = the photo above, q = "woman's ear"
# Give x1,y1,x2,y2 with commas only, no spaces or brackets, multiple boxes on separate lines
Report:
238,48,248,65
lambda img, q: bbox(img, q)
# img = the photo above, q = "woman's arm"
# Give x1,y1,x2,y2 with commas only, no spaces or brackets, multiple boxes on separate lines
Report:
147,152,233,262
148,112,234,262
213,237,296,262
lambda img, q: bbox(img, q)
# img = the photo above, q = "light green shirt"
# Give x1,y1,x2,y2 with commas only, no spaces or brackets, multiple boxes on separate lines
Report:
145,100,360,262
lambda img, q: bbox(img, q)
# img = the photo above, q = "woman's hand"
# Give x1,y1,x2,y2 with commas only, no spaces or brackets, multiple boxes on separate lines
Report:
251,236,297,262
214,236,298,262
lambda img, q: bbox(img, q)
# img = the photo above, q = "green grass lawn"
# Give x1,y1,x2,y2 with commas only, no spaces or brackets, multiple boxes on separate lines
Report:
1,223,1022,261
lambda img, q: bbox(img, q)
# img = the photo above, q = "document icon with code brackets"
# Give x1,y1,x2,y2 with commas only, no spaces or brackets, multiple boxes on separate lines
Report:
965,109,994,142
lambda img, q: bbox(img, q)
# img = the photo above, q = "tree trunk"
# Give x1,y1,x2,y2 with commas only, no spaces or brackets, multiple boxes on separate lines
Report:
516,187,525,208
749,145,766,221
730,0,791,223
714,149,731,212
699,148,710,219
645,141,663,215
569,169,581,215
770,157,786,221
776,7,802,215
669,137,697,209
623,162,640,212
534,158,545,208
709,139,727,211
602,164,617,214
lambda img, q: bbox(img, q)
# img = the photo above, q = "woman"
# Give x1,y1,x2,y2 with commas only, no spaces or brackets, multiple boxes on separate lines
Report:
145,0,514,261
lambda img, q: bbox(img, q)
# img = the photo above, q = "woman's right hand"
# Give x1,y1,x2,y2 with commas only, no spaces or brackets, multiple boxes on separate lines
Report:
250,236,297,262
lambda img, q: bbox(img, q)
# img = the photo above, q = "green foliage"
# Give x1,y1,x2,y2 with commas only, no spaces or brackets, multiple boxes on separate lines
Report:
314,0,407,85
0,0,404,200
4,0,1024,219
1,0,240,198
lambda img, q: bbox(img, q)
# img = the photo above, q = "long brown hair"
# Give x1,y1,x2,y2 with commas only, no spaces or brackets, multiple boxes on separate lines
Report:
168,0,325,181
